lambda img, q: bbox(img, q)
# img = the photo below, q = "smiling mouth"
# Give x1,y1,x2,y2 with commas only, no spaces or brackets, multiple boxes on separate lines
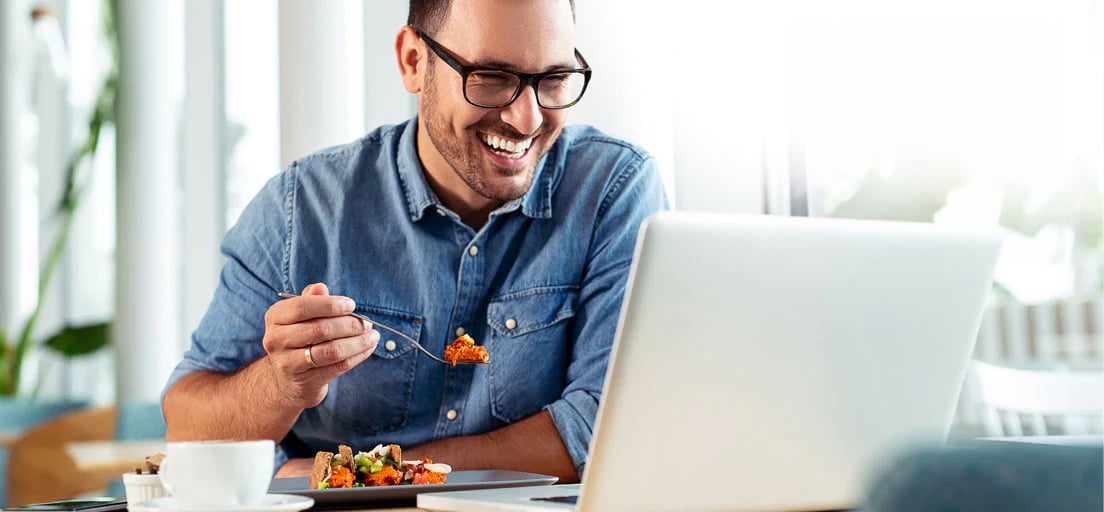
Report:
480,133,534,160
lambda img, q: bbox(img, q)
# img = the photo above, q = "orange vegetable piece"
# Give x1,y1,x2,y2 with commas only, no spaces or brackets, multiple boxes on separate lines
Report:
443,334,490,366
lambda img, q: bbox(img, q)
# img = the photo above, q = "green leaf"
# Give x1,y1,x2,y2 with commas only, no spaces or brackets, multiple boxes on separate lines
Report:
0,331,11,395
44,322,111,357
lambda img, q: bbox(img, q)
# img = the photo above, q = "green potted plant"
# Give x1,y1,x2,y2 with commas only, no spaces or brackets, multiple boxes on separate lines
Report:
0,0,117,402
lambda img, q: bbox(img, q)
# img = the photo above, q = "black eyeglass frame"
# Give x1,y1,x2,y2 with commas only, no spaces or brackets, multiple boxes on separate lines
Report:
416,29,593,110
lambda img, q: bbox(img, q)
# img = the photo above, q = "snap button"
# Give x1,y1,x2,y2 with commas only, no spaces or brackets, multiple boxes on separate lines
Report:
468,246,479,257
384,340,396,352
455,326,466,336
505,318,517,330
446,409,458,420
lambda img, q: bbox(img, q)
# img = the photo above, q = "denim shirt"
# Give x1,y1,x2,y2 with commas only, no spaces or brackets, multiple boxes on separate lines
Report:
163,117,668,475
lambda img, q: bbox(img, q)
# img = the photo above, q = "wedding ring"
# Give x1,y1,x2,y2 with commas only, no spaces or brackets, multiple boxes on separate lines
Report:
304,345,318,368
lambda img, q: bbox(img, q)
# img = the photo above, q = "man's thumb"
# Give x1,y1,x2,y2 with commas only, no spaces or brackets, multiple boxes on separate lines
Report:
302,282,329,296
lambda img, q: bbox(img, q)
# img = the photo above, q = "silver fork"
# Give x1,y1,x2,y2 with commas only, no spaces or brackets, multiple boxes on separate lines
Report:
276,292,485,365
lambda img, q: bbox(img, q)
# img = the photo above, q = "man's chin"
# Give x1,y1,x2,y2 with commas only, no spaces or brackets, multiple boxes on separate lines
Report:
472,166,534,202
478,179,531,203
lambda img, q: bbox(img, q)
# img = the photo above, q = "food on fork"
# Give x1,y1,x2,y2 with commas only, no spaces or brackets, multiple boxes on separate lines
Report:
309,444,451,488
443,334,490,366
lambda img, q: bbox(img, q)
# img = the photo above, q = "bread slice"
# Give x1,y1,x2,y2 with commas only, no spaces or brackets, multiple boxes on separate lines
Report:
309,451,334,489
338,445,355,471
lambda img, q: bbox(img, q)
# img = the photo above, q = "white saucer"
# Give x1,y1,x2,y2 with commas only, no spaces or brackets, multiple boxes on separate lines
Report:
129,494,314,512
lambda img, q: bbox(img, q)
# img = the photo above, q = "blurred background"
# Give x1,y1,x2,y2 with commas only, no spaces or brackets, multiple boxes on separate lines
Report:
0,0,1100,506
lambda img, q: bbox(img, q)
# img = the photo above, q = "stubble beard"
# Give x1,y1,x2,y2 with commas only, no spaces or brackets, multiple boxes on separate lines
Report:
421,64,551,203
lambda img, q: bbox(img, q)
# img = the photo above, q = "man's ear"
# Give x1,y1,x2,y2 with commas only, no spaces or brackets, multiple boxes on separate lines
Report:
396,26,425,94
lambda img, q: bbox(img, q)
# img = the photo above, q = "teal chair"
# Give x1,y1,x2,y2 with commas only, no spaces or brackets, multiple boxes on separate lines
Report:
864,441,1103,511
104,402,166,498
0,400,89,507
113,402,166,441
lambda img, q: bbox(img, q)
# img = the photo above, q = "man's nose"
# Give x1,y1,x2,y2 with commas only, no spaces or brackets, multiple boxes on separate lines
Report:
500,84,543,136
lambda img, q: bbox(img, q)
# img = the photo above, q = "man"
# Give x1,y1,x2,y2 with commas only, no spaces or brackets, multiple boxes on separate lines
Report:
162,0,666,483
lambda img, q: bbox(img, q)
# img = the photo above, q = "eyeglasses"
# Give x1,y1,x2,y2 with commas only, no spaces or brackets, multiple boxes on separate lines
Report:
416,30,592,110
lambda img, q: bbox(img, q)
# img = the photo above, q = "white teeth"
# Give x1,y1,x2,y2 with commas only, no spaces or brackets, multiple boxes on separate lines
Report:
481,134,533,158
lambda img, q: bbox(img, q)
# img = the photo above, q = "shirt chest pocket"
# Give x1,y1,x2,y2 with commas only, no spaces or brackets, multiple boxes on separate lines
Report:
323,304,422,435
486,286,579,423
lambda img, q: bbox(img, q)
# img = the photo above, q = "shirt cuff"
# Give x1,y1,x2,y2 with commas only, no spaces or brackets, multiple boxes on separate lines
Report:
544,389,600,477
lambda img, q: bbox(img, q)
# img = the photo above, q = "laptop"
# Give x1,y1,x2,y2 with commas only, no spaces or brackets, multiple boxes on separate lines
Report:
419,212,1002,512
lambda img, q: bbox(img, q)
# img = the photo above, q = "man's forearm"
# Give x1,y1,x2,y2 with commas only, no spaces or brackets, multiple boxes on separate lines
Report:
163,358,303,442
404,410,579,484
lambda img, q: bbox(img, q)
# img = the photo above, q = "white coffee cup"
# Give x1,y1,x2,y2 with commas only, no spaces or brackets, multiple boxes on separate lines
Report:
159,440,275,508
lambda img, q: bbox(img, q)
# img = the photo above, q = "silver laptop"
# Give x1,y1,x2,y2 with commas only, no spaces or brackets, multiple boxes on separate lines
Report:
419,212,1002,512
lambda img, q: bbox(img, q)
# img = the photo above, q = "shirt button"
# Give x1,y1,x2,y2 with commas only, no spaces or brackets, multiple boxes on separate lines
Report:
436,208,446,216
384,340,396,352
446,409,458,420
468,246,479,257
505,318,517,330
455,326,465,336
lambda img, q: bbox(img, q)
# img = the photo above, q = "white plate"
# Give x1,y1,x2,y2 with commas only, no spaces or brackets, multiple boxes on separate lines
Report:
129,494,314,512
268,471,558,507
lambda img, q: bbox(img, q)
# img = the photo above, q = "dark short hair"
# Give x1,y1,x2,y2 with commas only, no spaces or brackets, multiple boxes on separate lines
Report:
408,0,575,36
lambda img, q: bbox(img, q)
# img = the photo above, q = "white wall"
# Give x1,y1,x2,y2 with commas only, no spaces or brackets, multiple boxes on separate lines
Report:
278,0,366,169
363,4,415,129
0,0,37,346
114,0,186,401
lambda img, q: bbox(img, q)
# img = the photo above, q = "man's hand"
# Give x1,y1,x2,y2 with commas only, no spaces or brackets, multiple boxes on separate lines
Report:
164,282,381,443
263,283,381,409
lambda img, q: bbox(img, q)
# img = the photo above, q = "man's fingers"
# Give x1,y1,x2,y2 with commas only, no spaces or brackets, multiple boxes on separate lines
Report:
268,294,355,325
311,344,376,382
279,316,370,349
303,282,329,296
303,329,380,370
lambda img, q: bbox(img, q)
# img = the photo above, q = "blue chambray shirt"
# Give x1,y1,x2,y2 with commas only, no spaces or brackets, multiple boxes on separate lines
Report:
163,117,668,475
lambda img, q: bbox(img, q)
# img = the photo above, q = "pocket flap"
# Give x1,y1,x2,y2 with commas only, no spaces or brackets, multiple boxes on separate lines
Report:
487,286,579,338
354,303,423,360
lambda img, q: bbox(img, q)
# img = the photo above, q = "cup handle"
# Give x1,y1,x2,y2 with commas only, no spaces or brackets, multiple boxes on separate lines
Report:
158,457,175,496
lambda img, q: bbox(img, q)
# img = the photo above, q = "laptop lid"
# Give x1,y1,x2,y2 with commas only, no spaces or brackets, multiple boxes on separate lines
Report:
578,212,1001,511
420,212,1001,512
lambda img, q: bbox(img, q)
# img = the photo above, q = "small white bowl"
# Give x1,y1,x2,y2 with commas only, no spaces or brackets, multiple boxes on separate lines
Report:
123,472,169,505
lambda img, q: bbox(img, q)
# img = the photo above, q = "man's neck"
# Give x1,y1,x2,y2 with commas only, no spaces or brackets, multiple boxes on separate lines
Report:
421,169,499,230
415,121,503,230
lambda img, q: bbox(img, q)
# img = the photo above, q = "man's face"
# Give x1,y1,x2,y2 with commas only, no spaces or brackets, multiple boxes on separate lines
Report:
418,0,578,203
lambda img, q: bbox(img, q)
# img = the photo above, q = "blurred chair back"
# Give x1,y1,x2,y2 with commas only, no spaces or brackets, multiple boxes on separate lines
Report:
973,296,1102,363
7,405,116,506
955,296,1103,434
972,360,1104,436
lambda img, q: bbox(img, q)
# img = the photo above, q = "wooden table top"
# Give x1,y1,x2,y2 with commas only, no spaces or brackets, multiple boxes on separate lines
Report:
0,429,20,447
66,439,166,480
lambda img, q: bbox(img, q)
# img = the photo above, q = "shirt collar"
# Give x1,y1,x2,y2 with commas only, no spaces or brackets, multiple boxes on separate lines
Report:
395,116,555,222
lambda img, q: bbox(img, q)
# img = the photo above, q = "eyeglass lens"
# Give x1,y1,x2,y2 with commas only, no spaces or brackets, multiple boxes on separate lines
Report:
466,70,587,108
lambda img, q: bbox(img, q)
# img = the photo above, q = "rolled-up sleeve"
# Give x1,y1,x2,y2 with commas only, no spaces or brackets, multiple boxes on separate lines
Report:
543,151,668,476
161,166,294,402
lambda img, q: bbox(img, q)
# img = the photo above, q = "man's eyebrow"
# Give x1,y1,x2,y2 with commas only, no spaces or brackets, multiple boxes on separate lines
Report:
470,57,581,72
